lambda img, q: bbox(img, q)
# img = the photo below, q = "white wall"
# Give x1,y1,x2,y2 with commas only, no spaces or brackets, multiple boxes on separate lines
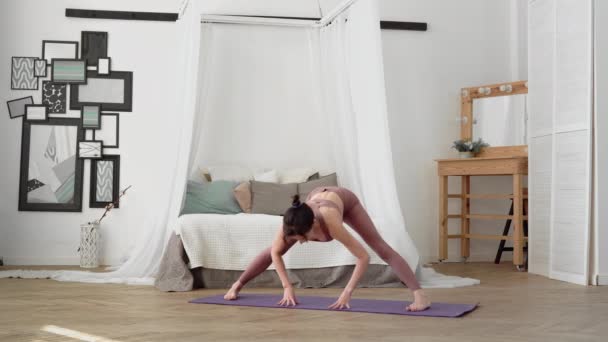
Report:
380,0,526,263
594,0,608,284
0,0,526,266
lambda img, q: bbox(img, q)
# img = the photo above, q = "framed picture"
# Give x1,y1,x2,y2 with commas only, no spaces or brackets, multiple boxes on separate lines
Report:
42,81,67,114
98,57,111,75
19,118,84,212
93,113,119,148
11,57,38,90
34,59,47,77
42,40,78,65
25,104,49,122
90,154,120,208
78,140,103,159
81,31,108,66
7,96,34,119
70,71,133,111
81,105,101,129
51,59,87,84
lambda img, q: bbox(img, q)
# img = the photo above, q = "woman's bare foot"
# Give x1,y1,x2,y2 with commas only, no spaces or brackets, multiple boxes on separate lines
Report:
406,290,431,311
224,281,242,300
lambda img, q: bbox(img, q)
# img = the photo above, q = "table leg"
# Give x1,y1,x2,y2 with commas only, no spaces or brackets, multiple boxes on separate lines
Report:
513,174,524,267
439,175,448,261
461,176,470,259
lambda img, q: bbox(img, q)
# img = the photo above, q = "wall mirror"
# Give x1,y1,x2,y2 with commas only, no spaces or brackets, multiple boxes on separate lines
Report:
19,118,84,211
461,80,528,157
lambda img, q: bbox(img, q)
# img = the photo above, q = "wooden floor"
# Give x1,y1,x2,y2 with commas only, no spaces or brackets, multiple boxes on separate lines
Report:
0,263,606,342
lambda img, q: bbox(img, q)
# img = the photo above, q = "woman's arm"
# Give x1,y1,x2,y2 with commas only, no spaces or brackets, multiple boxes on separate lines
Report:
324,211,369,309
270,229,299,306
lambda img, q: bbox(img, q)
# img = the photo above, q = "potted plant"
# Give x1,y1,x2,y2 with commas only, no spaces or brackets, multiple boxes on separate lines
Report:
452,138,489,158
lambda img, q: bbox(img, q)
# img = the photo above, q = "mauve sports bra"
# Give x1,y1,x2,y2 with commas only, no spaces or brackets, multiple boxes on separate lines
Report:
305,187,346,242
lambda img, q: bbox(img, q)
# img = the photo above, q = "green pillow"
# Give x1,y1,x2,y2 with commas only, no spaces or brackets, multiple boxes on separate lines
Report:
180,180,242,215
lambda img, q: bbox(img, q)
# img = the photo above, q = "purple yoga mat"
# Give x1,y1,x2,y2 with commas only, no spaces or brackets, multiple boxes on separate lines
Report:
190,294,478,318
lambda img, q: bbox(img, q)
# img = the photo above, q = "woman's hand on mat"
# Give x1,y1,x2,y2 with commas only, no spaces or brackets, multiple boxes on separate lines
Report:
407,290,431,312
329,290,352,310
277,287,298,306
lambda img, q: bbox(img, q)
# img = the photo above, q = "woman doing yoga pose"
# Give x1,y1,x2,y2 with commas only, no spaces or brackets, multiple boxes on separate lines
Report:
224,186,431,311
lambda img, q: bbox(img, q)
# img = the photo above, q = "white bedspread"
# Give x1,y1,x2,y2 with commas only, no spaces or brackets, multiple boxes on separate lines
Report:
176,213,387,270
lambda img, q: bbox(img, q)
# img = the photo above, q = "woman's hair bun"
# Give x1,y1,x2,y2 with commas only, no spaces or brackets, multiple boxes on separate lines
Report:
292,195,301,207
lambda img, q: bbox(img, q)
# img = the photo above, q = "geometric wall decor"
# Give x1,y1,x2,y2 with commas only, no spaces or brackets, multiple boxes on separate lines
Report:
25,104,48,122
93,113,119,148
78,141,103,159
51,59,87,84
81,31,108,67
42,40,78,65
70,71,132,111
81,105,101,129
90,154,120,208
98,57,111,75
34,59,47,77
42,81,67,114
7,96,34,119
11,57,38,90
18,118,84,212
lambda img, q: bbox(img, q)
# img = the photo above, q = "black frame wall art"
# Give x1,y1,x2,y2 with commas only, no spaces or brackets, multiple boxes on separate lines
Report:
18,117,84,212
81,105,101,129
81,31,108,67
90,154,120,208
97,57,111,75
11,57,38,90
42,81,67,114
51,59,87,84
70,71,133,111
34,59,47,77
42,40,79,65
93,113,119,148
7,96,34,119
78,140,103,159
24,104,49,122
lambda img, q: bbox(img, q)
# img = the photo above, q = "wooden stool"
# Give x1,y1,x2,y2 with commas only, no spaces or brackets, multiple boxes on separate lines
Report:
495,189,528,268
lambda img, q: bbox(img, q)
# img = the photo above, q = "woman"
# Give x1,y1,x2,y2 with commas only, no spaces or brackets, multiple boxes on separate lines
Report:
224,186,431,312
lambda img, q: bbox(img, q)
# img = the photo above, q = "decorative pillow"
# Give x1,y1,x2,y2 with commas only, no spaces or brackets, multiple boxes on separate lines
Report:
250,181,298,216
180,180,242,215
279,168,317,184
233,181,252,213
298,173,338,200
254,169,279,183
207,165,252,182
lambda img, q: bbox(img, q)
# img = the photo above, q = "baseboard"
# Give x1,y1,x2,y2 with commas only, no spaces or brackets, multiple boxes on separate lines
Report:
597,274,608,285
550,270,588,286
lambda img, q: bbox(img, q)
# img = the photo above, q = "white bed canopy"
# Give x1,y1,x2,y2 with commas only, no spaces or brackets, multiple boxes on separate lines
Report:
0,0,478,288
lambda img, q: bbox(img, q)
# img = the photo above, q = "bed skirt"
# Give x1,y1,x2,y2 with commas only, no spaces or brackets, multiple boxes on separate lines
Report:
155,233,403,292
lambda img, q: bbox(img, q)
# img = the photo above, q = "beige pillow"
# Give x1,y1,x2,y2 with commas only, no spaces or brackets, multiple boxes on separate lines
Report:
298,173,338,200
233,182,252,213
251,181,298,216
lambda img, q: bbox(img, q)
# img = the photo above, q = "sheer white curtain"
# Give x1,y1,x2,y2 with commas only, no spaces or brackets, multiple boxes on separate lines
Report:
314,0,420,270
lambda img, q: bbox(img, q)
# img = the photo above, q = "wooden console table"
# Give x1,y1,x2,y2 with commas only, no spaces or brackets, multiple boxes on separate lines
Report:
435,156,528,269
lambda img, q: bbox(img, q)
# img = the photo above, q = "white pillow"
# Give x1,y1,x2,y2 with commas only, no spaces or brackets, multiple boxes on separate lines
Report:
254,169,279,183
279,168,317,184
207,165,253,182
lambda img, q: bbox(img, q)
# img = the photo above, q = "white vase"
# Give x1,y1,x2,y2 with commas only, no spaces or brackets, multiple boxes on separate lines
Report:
79,222,100,268
459,151,474,159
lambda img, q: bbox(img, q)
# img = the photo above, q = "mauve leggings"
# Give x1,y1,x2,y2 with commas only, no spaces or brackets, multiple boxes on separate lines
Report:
237,191,421,291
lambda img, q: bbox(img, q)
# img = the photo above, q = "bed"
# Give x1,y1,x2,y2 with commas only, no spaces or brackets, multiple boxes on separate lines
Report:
155,213,403,291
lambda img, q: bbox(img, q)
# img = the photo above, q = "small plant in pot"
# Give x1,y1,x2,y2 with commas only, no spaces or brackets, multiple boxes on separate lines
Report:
452,138,489,158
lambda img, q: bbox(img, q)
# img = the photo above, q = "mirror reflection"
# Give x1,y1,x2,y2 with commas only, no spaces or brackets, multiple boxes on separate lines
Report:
472,94,527,147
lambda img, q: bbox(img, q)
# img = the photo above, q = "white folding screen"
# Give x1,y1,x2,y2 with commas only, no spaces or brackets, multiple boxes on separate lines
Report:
528,0,593,285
